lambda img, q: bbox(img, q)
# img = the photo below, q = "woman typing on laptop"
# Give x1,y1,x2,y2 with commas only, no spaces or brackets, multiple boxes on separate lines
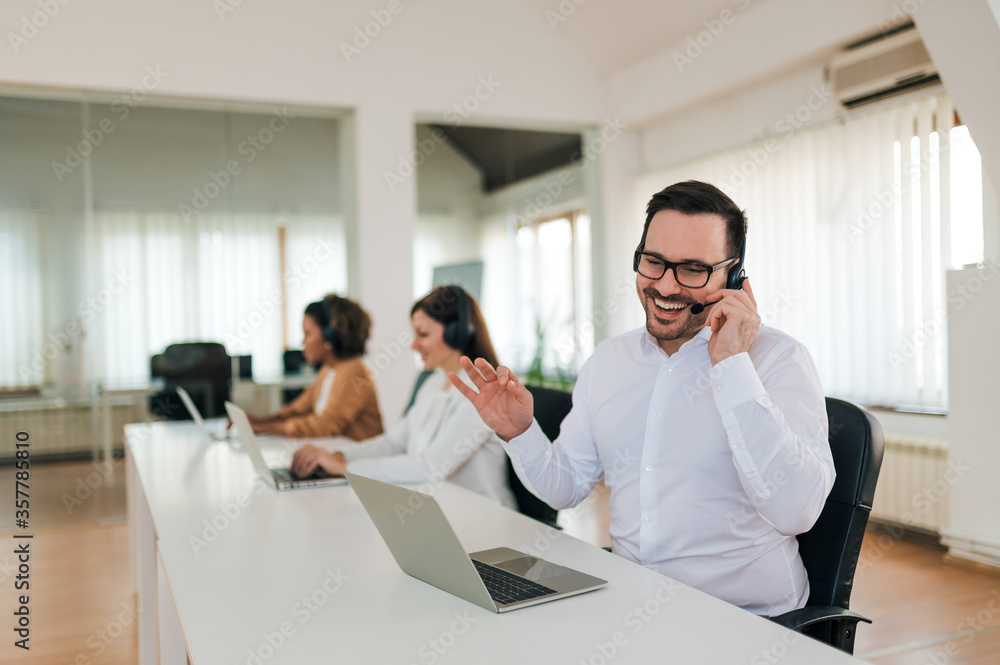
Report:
290,286,516,508
246,295,384,440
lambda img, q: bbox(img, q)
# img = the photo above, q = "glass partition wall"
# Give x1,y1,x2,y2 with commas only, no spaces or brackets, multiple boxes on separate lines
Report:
0,94,347,391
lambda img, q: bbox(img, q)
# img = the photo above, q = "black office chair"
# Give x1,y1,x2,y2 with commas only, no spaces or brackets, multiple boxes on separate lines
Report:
509,384,571,528
770,397,884,654
149,342,232,419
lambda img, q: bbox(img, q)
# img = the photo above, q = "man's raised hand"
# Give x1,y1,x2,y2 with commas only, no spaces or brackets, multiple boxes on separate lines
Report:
447,356,534,441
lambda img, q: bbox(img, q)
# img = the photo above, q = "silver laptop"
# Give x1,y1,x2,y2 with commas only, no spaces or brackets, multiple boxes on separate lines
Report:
225,401,347,490
346,472,607,613
176,386,234,441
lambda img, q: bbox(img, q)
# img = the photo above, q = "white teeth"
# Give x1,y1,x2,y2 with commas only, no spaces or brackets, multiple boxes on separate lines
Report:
653,297,686,310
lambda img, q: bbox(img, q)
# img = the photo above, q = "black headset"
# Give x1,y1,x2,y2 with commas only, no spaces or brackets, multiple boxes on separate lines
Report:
319,297,342,355
442,287,474,351
727,241,747,290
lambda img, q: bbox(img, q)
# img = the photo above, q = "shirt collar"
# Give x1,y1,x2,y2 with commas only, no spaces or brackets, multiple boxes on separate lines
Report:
640,326,712,359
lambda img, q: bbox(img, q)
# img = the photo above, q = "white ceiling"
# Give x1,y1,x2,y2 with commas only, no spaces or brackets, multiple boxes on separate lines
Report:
521,0,777,77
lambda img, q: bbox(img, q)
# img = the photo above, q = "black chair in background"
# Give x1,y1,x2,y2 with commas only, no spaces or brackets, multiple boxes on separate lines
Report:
770,397,885,654
510,384,572,528
149,342,231,419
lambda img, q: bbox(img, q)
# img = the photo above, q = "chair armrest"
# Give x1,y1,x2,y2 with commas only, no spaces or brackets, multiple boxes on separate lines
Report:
770,606,872,632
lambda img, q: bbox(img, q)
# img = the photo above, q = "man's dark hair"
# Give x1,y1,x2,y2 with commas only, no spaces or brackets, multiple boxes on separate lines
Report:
640,180,747,258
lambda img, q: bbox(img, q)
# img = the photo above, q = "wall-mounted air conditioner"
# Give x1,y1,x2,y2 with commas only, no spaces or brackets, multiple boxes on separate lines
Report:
830,24,941,109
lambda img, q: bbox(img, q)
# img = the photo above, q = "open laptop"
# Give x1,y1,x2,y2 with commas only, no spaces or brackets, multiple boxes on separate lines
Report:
176,386,234,441
346,472,607,613
224,401,347,490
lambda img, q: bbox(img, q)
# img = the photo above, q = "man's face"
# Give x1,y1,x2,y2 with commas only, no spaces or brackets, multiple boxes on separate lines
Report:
635,209,733,355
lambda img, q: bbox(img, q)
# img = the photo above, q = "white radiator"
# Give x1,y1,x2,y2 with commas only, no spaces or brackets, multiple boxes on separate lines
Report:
0,402,136,458
870,433,949,534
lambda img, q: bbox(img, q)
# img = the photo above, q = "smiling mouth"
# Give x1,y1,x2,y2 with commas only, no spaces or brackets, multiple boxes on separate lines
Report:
651,295,690,317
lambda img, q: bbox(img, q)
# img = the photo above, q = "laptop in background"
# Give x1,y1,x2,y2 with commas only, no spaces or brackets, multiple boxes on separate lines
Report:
176,386,234,441
346,472,607,613
225,401,347,490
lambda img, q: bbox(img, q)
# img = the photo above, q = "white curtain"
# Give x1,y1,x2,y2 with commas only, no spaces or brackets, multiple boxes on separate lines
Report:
0,210,45,386
87,211,346,384
635,92,983,410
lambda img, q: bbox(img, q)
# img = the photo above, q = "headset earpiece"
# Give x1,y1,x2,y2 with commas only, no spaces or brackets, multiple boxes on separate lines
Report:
726,241,747,290
442,288,474,351
320,298,341,354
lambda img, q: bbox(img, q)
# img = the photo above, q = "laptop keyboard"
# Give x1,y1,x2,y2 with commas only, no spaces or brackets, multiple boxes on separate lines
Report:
472,560,556,605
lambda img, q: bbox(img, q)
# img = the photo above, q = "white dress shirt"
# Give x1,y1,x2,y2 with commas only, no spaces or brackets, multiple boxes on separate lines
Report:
503,326,835,615
344,369,516,509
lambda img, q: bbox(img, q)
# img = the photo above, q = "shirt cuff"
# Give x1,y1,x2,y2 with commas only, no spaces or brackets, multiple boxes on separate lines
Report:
710,352,767,413
501,419,548,461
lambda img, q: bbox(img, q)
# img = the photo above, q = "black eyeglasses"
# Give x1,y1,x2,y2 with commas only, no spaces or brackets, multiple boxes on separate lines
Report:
633,250,736,288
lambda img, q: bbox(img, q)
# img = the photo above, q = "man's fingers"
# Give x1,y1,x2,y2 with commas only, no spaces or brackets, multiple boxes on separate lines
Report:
459,355,486,385
742,278,757,309
447,371,480,401
473,357,499,382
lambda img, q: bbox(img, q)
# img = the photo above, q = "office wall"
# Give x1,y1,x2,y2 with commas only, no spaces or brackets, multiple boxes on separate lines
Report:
414,125,484,300
0,0,605,418
913,1,1000,568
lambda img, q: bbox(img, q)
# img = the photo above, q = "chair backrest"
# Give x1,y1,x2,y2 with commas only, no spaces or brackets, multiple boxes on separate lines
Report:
150,342,231,418
509,385,573,526
797,397,884,610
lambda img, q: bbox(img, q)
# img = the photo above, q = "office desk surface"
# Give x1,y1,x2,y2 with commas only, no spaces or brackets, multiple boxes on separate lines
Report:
126,421,864,664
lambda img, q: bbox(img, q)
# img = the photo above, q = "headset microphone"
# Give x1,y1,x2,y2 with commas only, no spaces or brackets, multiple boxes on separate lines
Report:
690,303,706,315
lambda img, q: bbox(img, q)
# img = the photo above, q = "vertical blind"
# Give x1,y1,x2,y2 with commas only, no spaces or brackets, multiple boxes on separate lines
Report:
635,92,983,410
0,95,346,389
88,211,346,383
0,211,45,387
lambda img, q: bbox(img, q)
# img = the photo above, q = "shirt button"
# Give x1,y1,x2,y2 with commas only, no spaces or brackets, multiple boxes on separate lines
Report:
715,385,722,392
666,366,673,372
653,413,660,420
645,466,653,472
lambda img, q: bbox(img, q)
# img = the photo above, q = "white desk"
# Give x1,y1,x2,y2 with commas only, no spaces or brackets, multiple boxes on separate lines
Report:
126,421,866,664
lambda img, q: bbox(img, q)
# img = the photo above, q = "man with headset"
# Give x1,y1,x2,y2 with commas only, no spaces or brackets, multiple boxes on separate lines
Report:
450,180,835,616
